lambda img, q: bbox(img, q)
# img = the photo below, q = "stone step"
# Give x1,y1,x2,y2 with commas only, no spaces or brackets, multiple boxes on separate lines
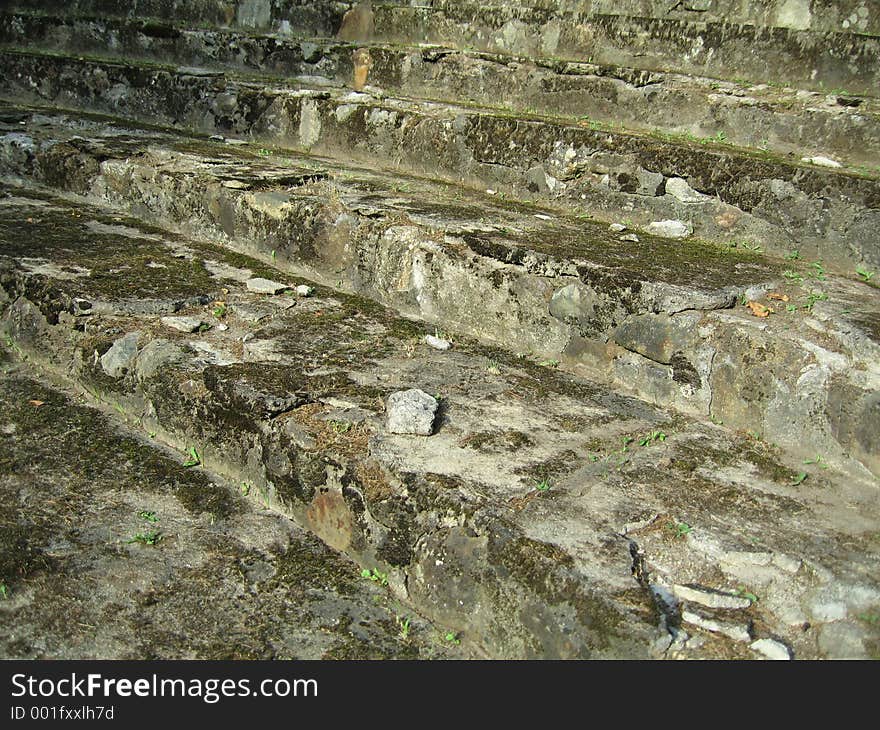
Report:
1,105,877,480
2,11,878,169
4,1,879,93
2,183,878,658
0,366,471,659
1,49,878,276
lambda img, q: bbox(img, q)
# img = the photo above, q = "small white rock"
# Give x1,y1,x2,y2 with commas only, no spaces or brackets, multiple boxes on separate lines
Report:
246,277,288,295
425,334,451,351
609,223,627,232
801,155,842,168
533,213,552,221
619,233,640,243
646,219,693,239
750,638,792,660
295,284,314,297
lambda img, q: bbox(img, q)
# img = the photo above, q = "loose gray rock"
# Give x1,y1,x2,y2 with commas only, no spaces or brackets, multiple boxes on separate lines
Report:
665,177,709,203
386,389,438,436
246,277,288,294
750,638,792,660
160,315,210,333
609,223,627,233
100,332,140,378
619,233,640,242
425,334,451,351
673,584,752,610
295,284,314,297
646,219,693,239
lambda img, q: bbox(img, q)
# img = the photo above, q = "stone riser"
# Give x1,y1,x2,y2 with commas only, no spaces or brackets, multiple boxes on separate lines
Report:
5,1,879,92
1,50,878,273
2,12,878,169
2,110,877,477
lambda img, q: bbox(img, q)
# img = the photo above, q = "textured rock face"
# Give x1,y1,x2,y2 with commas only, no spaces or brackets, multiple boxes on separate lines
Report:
0,0,878,662
386,389,438,435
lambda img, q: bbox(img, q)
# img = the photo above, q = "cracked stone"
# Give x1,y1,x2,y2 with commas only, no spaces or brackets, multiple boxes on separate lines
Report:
100,332,140,378
681,610,752,642
160,316,211,333
665,177,709,203
246,278,288,294
386,389,438,436
750,638,792,660
672,584,752,610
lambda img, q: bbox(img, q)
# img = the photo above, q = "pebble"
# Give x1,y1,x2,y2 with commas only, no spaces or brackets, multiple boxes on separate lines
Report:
750,638,792,660
609,223,627,232
295,284,314,297
386,389,438,436
160,316,210,333
646,219,693,239
246,277,288,295
425,334,451,351
672,584,752,610
619,233,640,242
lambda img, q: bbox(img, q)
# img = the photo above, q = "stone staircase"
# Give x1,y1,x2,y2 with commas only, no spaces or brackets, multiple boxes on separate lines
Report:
0,0,878,659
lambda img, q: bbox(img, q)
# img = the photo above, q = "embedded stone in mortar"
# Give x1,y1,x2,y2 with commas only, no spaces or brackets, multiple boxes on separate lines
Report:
386,389,438,435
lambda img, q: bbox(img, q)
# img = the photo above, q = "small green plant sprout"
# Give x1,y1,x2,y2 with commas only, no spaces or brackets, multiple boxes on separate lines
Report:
538,358,560,368
148,431,157,439
212,302,227,318
0,583,8,599
330,420,352,435
361,568,388,586
791,472,808,486
182,446,201,468
786,249,801,260
667,522,693,539
138,510,159,523
534,477,553,492
809,261,827,281
747,430,763,441
271,249,277,263
128,531,162,546
783,269,804,285
486,359,500,374
803,291,828,311
858,612,880,624
258,148,272,156
395,615,411,641
734,587,759,603
620,436,635,453
444,631,461,645
113,401,125,416
741,240,762,252
639,430,667,446
856,265,874,282
241,482,251,496
804,455,828,469
786,303,798,312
